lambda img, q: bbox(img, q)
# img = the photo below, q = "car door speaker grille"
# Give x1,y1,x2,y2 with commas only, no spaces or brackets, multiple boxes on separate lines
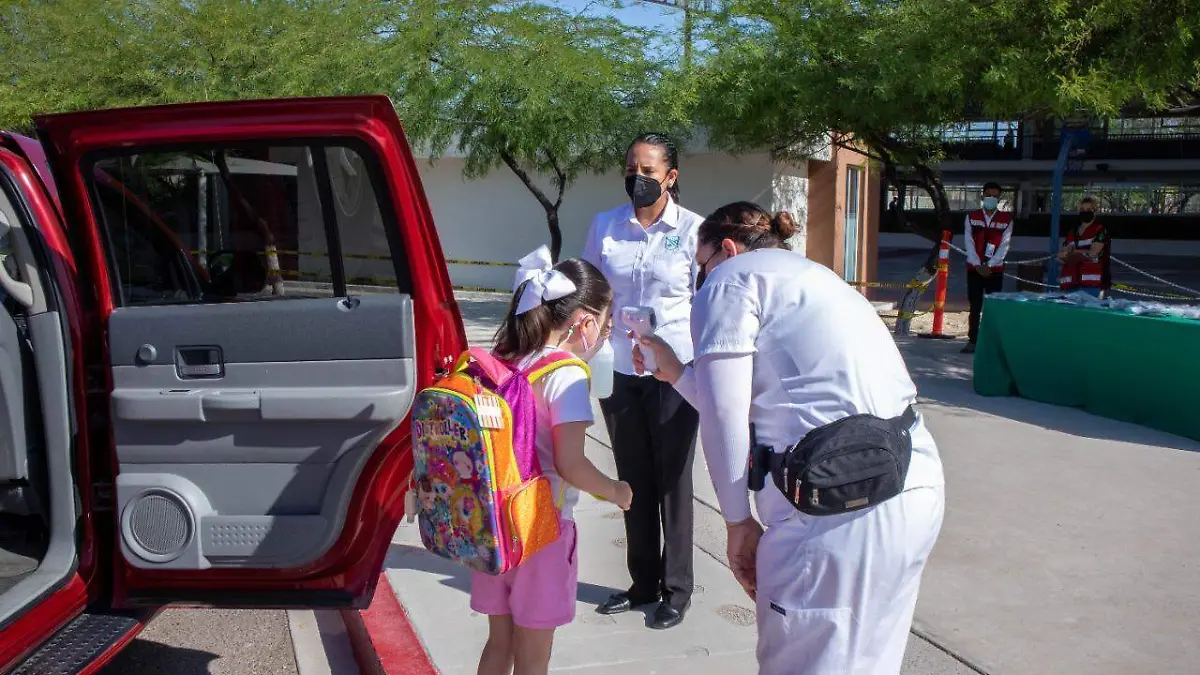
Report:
126,490,193,561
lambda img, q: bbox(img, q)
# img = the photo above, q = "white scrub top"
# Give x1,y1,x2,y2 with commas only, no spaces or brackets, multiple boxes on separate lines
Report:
676,248,944,526
581,198,704,376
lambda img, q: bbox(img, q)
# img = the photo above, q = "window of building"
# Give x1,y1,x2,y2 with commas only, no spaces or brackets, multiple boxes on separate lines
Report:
844,166,862,282
88,142,408,307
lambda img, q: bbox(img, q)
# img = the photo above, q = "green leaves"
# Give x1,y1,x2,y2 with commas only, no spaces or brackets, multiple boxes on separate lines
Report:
396,1,677,184
691,0,1200,207
0,0,392,130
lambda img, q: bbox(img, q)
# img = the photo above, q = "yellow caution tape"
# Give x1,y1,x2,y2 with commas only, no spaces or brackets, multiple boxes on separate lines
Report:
847,279,931,290
1110,283,1197,301
446,259,519,268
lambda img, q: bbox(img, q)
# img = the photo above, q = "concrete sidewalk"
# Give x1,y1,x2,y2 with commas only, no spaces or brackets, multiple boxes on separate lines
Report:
386,446,759,673
385,292,973,673
384,423,972,674
378,291,1200,674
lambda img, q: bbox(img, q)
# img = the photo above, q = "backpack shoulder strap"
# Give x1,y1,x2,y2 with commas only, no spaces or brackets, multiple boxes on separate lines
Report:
524,351,590,383
453,347,517,387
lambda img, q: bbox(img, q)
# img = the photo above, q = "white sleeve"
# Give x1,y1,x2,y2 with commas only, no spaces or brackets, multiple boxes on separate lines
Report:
673,365,699,409
964,214,981,267
541,366,594,427
691,281,761,359
695,353,755,524
988,220,1013,267
580,215,602,268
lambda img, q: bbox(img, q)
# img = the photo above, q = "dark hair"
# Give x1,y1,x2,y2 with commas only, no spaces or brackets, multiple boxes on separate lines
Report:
982,182,1003,194
1079,195,1098,207
493,258,612,362
628,132,680,202
698,201,797,252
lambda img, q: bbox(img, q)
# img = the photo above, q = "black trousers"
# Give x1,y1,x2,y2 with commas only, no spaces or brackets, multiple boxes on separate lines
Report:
599,372,698,610
967,267,1004,343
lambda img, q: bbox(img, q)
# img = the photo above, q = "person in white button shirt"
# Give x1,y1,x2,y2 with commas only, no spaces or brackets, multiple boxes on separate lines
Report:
634,202,946,674
581,132,705,629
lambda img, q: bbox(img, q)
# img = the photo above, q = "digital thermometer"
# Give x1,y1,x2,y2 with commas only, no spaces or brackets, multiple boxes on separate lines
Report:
620,306,658,372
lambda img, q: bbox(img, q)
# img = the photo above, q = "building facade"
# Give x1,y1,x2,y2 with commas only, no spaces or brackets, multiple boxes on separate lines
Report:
414,138,879,292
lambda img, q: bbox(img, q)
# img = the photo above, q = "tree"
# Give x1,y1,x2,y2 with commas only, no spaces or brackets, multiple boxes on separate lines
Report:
392,0,683,261
694,0,1200,321
0,0,391,131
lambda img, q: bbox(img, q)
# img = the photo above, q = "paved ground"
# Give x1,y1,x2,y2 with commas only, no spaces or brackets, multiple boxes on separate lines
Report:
898,337,1200,675
387,293,977,674
99,609,299,675
383,290,1200,675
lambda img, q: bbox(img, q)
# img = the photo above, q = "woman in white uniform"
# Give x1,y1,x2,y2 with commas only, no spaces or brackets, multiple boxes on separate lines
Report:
581,133,705,629
634,202,945,673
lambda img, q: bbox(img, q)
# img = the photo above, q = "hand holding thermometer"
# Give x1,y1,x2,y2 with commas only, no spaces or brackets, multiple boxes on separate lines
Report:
621,306,658,372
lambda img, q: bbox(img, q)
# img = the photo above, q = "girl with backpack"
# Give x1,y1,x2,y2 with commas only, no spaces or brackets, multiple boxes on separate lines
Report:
472,246,633,675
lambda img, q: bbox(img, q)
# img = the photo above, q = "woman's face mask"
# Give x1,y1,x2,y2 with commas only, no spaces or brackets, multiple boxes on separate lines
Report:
625,174,665,209
1079,209,1096,223
982,196,1000,212
695,245,726,291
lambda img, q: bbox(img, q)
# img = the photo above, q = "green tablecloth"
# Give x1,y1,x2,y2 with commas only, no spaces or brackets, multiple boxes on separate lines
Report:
974,297,1200,442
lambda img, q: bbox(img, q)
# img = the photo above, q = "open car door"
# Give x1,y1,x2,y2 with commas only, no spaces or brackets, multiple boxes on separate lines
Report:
35,96,463,608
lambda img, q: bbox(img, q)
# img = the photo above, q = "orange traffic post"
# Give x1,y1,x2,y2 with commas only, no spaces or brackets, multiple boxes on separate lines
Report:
919,230,955,340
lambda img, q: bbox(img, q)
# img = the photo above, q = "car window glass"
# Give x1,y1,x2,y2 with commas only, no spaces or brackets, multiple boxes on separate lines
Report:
89,143,406,307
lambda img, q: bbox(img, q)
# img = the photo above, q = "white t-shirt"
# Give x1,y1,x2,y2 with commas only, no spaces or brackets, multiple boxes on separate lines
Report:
581,198,705,375
517,347,594,521
679,248,945,526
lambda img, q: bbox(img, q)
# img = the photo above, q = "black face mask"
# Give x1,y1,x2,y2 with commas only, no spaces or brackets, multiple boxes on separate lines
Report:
625,174,664,209
695,250,718,291
1079,210,1096,223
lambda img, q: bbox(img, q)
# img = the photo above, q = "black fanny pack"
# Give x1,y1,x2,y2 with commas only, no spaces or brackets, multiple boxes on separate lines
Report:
748,406,916,516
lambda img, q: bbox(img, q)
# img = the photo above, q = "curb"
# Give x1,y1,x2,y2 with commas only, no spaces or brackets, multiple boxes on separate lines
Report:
341,573,439,675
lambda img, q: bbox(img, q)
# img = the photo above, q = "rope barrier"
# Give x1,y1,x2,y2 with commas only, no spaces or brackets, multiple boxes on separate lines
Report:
944,243,1200,300
1108,257,1200,298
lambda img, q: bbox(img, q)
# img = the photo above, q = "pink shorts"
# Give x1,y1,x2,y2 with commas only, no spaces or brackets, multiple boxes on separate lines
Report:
469,520,578,629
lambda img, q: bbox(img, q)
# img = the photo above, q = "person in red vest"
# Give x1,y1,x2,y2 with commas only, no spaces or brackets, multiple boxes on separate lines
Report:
962,182,1013,354
1056,196,1111,298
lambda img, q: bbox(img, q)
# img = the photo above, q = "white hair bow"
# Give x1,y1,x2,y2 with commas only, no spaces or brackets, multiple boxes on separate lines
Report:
513,246,577,315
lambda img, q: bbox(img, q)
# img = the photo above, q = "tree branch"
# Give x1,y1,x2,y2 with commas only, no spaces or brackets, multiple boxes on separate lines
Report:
499,148,555,215
544,149,567,210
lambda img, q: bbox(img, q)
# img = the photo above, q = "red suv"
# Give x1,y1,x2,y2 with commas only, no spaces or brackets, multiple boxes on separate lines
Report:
0,96,465,673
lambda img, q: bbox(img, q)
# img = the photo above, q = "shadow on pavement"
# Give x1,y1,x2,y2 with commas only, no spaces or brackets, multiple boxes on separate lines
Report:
99,643,219,674
385,543,623,607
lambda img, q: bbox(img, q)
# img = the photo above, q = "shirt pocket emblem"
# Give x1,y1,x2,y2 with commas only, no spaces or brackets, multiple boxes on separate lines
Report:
664,236,681,251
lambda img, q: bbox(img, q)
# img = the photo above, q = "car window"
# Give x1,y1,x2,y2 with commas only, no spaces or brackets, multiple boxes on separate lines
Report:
88,142,408,307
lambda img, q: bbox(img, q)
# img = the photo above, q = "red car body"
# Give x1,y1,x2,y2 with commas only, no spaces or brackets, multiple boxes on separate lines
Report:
0,96,465,673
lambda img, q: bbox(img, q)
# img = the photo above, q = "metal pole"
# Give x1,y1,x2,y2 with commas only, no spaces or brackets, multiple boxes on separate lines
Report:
1046,134,1075,286
682,0,692,70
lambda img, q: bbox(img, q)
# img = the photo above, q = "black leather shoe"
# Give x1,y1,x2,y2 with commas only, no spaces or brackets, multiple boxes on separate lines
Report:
961,342,977,354
597,592,658,616
651,601,689,630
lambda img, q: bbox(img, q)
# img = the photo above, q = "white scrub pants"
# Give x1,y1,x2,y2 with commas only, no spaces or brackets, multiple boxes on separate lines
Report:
755,486,945,675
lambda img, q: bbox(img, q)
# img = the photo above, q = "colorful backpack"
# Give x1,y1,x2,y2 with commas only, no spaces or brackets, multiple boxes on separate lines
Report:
411,347,589,575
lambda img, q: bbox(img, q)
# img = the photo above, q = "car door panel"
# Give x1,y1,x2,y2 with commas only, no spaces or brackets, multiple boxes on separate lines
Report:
31,96,465,606
107,294,415,570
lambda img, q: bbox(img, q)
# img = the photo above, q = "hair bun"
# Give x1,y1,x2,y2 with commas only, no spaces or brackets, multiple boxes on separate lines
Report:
771,211,798,240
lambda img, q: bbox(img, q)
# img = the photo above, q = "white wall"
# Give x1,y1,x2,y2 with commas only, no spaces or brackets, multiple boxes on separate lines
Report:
416,151,791,290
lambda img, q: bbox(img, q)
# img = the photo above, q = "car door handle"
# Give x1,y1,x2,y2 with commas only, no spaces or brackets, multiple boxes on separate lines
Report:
200,391,260,412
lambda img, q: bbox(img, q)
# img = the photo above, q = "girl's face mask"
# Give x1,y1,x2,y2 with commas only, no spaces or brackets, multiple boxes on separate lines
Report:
561,307,612,361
